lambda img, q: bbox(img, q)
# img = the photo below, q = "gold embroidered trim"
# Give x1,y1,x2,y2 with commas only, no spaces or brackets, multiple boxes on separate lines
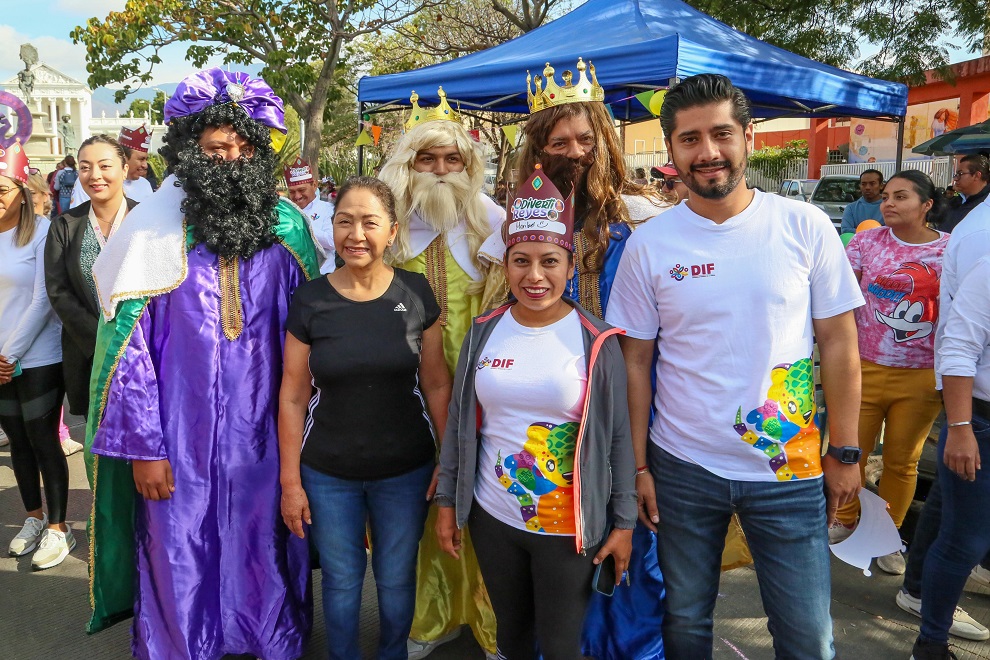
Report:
424,235,449,326
88,299,151,610
96,219,190,321
218,255,244,341
573,231,603,319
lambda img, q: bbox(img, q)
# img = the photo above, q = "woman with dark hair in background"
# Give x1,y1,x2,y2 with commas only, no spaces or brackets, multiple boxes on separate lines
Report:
0,145,73,569
832,170,949,575
45,135,137,421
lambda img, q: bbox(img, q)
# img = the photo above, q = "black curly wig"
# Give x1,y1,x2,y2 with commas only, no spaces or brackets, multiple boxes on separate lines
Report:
160,103,279,260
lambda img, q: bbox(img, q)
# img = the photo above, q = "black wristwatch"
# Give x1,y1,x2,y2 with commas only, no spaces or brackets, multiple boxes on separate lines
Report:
825,445,862,464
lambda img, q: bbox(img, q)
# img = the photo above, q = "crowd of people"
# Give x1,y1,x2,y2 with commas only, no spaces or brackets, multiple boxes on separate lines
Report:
2,60,990,660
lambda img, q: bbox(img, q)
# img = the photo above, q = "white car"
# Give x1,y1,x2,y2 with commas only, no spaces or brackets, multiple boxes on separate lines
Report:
777,178,818,202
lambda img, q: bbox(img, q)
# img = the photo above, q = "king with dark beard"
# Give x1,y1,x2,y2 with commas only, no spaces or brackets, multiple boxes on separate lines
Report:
83,68,319,660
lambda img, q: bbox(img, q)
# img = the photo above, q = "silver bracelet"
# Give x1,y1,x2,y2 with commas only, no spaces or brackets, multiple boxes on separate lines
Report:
947,420,972,428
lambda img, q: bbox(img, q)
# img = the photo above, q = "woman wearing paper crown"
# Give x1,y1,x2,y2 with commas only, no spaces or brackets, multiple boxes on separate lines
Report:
82,68,318,659
283,154,336,273
377,86,504,660
477,57,669,660
0,143,75,570
434,162,637,660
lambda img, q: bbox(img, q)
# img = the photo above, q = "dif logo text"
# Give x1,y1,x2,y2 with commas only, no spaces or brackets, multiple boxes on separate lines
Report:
669,262,715,281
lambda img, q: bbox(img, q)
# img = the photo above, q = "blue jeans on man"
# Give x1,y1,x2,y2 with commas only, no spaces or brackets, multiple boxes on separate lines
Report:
920,413,990,644
650,444,834,659
301,461,433,660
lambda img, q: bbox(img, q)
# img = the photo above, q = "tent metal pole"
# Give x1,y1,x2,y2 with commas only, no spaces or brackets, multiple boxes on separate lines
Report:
894,116,905,173
357,100,365,176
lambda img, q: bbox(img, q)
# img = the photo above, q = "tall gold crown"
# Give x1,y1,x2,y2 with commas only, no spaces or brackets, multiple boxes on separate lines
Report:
405,87,460,132
527,58,604,114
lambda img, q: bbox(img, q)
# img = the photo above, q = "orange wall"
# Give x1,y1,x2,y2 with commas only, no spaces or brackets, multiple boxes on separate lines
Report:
754,126,850,149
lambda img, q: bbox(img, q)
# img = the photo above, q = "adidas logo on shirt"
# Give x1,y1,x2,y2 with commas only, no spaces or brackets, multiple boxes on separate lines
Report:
394,303,407,312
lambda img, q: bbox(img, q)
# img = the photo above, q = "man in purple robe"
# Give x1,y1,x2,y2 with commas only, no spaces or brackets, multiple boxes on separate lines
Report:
83,68,319,660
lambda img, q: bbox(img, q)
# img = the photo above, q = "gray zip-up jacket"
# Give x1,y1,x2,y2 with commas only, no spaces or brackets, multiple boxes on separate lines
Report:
435,300,637,554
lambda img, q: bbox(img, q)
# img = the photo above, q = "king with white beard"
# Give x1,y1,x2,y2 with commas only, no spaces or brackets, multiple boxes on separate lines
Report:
379,88,502,660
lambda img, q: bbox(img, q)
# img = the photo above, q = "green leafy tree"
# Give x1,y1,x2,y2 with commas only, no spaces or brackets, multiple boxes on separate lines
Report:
71,0,441,167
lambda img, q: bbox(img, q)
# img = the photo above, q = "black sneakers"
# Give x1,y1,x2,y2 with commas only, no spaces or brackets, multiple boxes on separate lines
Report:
910,638,958,660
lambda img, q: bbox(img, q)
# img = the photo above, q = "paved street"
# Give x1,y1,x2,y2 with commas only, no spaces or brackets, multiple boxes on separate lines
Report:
2,414,990,659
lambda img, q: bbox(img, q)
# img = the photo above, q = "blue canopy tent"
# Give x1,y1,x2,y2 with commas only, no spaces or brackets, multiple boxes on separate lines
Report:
357,0,907,122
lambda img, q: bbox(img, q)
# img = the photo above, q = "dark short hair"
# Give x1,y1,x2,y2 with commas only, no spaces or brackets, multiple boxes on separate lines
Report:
860,169,884,183
78,134,128,168
960,154,990,181
660,74,752,137
63,155,76,168
334,176,397,226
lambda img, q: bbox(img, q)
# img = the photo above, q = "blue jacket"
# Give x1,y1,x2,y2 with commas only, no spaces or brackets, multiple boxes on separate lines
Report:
840,197,883,233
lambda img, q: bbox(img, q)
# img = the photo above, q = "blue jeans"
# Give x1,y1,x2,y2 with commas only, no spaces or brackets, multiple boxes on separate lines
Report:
302,461,433,660
651,445,834,660
920,411,990,644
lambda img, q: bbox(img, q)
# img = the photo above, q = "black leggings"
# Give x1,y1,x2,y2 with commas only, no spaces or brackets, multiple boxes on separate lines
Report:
469,503,600,660
0,363,68,523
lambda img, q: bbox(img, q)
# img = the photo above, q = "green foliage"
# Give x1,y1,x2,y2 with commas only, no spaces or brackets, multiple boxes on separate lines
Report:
147,153,166,182
748,140,809,179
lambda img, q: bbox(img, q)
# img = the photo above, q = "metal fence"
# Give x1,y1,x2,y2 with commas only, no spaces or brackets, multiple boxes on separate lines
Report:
746,159,809,192
624,152,670,174
821,157,953,188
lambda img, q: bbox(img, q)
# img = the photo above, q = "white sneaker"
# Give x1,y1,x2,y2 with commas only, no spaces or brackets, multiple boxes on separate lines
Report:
407,628,462,660
877,549,906,575
970,565,990,587
31,527,75,570
8,514,47,556
0,428,8,447
865,454,884,488
60,437,83,456
828,519,855,544
896,589,990,641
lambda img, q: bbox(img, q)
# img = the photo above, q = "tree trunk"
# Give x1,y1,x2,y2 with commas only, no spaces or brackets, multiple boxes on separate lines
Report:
302,108,324,173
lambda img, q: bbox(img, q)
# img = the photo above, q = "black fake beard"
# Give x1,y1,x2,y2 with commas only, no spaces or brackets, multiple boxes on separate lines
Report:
173,147,279,260
537,152,593,230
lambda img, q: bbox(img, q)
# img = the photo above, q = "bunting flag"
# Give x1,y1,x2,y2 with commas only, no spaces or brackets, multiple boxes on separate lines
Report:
635,91,656,114
468,129,481,142
649,90,666,117
501,124,519,147
604,104,615,121
370,125,382,146
355,129,373,147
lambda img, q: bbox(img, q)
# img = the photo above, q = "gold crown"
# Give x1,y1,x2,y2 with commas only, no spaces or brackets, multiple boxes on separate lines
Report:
527,58,604,114
405,87,460,131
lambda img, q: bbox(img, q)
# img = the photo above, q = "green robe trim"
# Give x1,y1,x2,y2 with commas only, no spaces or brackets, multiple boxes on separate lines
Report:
84,203,320,633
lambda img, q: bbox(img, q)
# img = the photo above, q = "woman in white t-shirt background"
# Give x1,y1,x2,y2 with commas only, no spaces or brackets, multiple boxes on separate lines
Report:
832,170,949,576
434,164,637,660
0,146,75,570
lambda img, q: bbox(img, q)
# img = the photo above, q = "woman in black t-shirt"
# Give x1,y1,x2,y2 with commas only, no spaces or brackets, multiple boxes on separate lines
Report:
278,176,451,660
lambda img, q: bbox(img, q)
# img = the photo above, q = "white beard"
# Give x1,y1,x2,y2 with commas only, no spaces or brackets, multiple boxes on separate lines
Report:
408,169,473,233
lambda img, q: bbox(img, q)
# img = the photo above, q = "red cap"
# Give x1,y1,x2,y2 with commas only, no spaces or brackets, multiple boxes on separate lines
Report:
0,142,30,184
657,163,677,177
118,125,152,152
283,156,314,187
506,163,574,252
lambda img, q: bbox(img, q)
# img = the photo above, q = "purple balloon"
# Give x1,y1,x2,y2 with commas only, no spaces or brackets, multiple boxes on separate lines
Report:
164,67,286,134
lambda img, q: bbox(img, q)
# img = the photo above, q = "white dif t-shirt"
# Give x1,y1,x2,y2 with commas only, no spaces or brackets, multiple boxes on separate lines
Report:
606,190,864,482
474,308,587,535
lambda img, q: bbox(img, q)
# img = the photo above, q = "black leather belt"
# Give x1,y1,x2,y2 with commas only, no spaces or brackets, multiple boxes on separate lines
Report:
974,397,990,421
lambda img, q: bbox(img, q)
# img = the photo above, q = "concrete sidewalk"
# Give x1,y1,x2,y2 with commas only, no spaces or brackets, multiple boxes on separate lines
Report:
2,415,990,659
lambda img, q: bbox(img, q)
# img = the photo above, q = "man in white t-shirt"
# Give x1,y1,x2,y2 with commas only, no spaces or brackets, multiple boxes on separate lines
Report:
283,155,335,273
606,74,865,659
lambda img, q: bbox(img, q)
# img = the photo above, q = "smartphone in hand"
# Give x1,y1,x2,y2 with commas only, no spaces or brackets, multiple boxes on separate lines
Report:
592,553,616,597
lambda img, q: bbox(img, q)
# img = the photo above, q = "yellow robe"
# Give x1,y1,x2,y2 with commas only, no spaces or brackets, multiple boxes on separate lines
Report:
399,247,498,653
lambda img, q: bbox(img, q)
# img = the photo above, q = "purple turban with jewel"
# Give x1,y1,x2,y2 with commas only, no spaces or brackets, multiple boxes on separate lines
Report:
164,67,286,135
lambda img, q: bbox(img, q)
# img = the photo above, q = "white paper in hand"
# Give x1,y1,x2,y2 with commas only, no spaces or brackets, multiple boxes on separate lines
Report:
829,489,902,576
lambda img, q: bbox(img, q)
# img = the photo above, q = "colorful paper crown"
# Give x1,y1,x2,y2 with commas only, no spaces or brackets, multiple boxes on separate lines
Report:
118,124,152,153
0,142,30,184
506,163,574,252
527,58,604,114
284,155,314,187
405,87,460,132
